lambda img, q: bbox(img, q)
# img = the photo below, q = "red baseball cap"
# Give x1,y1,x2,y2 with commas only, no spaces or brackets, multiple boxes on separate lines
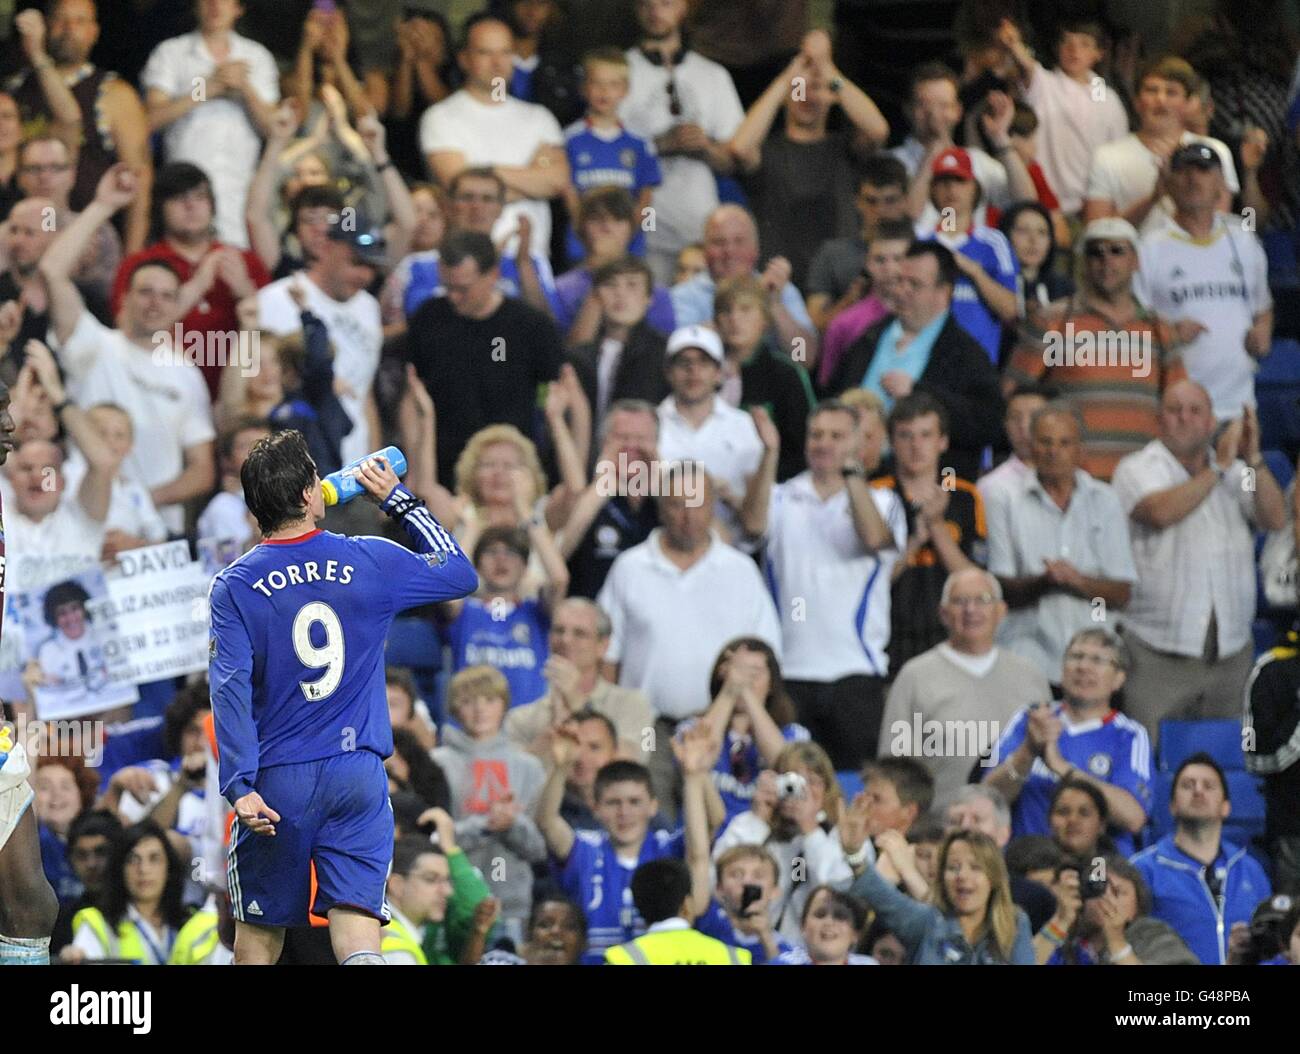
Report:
931,147,975,182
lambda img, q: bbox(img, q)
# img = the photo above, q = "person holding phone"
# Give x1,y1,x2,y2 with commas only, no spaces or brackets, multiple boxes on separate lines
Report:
693,844,795,964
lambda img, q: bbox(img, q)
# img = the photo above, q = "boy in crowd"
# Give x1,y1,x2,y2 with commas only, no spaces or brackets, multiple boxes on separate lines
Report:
998,18,1129,216
564,49,661,264
537,726,716,964
693,844,795,965
433,666,547,946
440,523,569,709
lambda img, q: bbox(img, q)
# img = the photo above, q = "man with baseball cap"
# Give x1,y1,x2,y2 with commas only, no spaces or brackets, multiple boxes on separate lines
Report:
257,207,387,468
1134,140,1273,421
657,324,764,541
1003,215,1192,480
918,146,1019,363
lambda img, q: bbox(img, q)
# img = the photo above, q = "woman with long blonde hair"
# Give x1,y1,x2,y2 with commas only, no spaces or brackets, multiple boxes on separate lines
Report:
847,827,1033,964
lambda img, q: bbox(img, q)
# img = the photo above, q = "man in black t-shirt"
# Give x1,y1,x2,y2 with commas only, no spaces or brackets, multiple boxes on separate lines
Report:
405,230,564,487
560,398,661,598
871,392,987,676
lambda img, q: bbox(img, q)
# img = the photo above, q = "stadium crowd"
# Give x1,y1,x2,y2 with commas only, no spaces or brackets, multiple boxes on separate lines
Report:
4,0,1300,967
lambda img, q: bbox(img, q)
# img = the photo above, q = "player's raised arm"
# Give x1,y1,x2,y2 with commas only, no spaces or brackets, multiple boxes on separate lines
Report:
355,456,479,610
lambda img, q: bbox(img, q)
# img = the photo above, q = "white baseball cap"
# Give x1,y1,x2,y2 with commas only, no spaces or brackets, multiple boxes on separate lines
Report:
1078,216,1140,253
665,324,725,364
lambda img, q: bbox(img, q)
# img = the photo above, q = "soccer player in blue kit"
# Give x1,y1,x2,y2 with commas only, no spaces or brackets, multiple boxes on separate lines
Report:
209,431,477,965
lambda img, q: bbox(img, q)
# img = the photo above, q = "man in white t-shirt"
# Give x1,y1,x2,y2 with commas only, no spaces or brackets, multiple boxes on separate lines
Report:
621,0,744,284
257,215,385,468
40,165,215,535
140,0,278,248
1082,56,1239,234
739,398,906,770
597,463,781,805
1134,144,1272,419
655,325,762,540
421,14,568,252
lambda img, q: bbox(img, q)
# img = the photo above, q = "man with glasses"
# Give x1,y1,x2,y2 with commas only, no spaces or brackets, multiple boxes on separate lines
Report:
1004,217,1192,482
825,242,1003,483
622,0,744,285
380,838,455,965
1111,380,1285,739
805,156,910,333
881,569,1049,811
987,402,1136,685
984,628,1153,855
395,167,560,320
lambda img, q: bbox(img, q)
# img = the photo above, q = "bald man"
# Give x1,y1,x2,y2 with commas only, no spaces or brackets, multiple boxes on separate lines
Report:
987,403,1137,685
1111,381,1285,739
670,205,818,366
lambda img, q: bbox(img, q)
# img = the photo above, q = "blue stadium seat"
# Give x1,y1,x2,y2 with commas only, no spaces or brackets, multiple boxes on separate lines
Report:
1158,719,1244,773
837,770,864,801
1256,338,1300,383
1148,770,1175,840
385,616,443,719
1223,771,1268,850
1263,449,1295,492
1256,382,1300,452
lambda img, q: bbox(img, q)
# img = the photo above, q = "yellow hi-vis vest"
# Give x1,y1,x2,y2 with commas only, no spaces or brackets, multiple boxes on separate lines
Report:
604,928,752,965
71,907,147,963
168,911,223,965
380,914,429,964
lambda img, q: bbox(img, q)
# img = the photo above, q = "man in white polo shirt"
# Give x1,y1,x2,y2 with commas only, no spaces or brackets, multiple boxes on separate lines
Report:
1111,380,1285,739
657,324,763,542
421,14,568,251
40,164,215,536
597,462,780,810
740,398,906,769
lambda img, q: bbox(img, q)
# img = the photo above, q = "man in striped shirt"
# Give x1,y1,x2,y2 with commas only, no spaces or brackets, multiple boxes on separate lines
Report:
1004,217,1196,481
1110,380,1286,741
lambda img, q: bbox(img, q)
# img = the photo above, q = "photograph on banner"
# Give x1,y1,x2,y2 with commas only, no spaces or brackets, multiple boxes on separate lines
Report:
10,569,139,720
99,541,212,684
197,536,245,578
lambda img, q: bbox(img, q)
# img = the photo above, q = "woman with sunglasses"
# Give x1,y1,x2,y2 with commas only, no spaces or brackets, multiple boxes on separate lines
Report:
772,886,876,965
848,828,1034,964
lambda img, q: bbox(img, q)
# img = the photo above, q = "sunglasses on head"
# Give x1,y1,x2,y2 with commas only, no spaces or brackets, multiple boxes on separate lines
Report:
1085,243,1130,259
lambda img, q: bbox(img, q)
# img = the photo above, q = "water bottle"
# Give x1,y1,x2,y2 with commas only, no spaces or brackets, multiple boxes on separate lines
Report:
320,446,407,506
0,723,12,772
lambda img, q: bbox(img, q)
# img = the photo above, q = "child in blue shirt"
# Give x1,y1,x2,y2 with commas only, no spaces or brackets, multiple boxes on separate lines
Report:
563,48,661,263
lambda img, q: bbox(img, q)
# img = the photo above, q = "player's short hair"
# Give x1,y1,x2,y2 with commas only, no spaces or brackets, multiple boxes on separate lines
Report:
43,580,92,628
861,756,935,818
582,46,629,77
630,857,692,925
593,759,653,803
241,429,317,535
572,709,618,748
591,255,653,297
1004,834,1063,877
392,836,444,877
714,843,780,886
447,664,510,713
887,390,949,438
163,678,211,759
